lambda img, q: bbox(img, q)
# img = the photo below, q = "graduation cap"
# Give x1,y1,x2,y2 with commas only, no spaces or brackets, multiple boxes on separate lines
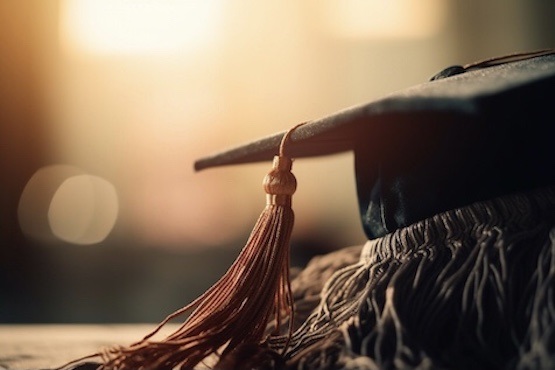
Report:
64,50,555,370
196,49,555,240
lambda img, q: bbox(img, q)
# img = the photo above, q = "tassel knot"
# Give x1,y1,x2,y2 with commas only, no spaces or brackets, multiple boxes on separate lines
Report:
264,156,297,207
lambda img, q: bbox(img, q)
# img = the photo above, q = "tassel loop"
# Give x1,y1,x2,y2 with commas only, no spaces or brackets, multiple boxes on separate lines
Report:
262,122,305,207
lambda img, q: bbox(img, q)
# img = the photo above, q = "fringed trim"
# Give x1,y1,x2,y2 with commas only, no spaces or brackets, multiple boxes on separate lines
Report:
270,187,555,370
361,186,555,264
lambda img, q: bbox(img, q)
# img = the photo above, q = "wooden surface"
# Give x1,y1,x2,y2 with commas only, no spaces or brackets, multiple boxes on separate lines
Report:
0,324,177,370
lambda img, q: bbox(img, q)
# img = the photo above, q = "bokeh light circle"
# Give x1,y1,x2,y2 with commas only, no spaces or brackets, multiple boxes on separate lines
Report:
48,174,119,244
18,165,119,245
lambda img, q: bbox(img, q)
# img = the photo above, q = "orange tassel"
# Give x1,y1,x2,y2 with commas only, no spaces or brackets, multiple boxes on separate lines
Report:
96,126,301,369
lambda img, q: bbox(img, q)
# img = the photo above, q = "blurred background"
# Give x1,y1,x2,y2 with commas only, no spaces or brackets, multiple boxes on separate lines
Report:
1,0,554,323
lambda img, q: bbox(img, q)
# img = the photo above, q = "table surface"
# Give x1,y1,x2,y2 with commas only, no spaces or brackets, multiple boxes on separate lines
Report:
0,324,178,370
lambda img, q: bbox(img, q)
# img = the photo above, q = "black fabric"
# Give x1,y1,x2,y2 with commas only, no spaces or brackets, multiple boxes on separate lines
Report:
355,72,555,239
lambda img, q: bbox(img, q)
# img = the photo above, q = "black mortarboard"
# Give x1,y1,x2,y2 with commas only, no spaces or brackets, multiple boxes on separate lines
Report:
195,51,555,239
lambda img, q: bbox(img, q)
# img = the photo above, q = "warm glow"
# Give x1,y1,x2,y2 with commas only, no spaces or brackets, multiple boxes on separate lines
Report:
18,166,119,245
60,0,223,55
50,1,439,252
320,0,446,39
48,175,119,245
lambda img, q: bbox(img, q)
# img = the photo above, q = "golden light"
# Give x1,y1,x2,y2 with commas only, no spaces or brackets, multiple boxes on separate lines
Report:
59,0,223,55
319,0,447,39
48,1,446,251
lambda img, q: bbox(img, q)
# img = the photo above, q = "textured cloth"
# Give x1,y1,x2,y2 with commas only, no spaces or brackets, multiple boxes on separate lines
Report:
268,187,555,370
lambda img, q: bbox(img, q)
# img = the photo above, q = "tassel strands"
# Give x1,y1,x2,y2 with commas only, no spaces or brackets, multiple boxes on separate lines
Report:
92,126,302,370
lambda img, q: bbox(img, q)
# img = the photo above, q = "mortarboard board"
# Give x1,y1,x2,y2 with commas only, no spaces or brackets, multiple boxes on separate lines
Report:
195,50,555,239
61,50,555,370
